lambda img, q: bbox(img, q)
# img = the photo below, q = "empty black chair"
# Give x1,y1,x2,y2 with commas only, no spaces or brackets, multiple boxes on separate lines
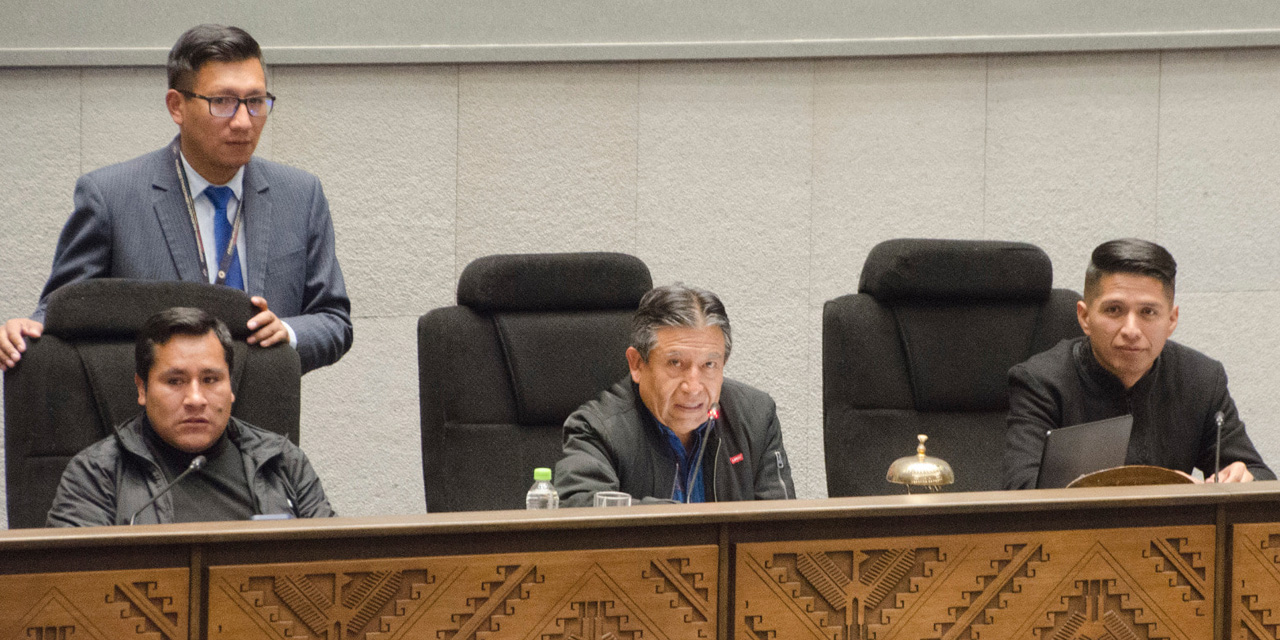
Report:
418,252,652,512
823,239,1082,496
4,279,301,528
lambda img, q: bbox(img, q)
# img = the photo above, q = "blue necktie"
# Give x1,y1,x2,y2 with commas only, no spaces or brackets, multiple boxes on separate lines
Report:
204,186,243,290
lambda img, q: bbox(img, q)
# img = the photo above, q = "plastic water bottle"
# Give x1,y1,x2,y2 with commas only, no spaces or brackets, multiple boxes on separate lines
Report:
526,467,559,510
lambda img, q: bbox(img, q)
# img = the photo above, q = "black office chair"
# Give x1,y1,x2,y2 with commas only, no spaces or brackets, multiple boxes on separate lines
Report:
3,279,300,528
418,252,652,512
823,239,1082,496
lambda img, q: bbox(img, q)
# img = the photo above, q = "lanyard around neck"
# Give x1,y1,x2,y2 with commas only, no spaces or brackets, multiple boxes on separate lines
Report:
171,142,244,286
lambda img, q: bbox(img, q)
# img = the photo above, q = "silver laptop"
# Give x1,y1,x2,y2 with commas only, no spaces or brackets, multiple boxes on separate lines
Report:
1035,414,1134,489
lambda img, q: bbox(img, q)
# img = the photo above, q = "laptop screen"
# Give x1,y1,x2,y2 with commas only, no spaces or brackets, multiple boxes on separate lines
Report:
1035,414,1134,489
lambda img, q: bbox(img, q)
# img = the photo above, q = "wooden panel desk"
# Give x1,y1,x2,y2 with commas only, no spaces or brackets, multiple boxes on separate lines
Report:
2,482,1279,640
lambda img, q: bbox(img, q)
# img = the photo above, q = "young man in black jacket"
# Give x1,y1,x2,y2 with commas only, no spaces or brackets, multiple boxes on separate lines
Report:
1004,238,1273,489
47,307,334,526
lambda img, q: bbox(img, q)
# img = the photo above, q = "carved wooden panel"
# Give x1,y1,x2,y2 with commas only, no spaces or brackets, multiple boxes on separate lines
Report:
0,568,188,640
207,545,716,639
737,525,1213,640
1231,522,1280,639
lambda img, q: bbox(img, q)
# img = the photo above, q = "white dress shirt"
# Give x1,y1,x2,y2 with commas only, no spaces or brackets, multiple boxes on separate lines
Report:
179,153,297,348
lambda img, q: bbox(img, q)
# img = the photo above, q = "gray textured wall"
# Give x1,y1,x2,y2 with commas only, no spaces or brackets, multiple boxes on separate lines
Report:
2,48,1279,528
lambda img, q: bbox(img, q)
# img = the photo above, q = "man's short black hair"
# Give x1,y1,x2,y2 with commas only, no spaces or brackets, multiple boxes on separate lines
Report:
1084,238,1178,302
136,307,234,381
167,24,263,91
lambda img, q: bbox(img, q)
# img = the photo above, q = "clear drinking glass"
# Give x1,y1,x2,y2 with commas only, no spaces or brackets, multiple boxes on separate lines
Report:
592,491,632,507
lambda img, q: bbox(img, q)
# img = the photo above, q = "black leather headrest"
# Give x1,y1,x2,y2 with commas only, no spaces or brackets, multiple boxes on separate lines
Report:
458,252,652,313
859,239,1053,303
42,279,258,340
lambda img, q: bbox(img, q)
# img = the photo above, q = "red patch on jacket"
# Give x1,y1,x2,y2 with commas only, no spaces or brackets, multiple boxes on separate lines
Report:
730,453,744,464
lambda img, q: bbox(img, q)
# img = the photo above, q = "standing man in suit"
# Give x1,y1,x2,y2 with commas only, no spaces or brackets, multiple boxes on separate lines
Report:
0,24,351,374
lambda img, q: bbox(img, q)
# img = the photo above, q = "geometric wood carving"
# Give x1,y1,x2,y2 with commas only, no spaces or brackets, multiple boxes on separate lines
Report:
1231,522,1280,640
207,545,716,639
0,568,188,640
736,525,1213,640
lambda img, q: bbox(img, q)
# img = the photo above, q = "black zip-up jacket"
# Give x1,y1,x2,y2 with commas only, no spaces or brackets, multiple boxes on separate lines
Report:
1004,336,1274,489
47,414,335,526
554,377,795,506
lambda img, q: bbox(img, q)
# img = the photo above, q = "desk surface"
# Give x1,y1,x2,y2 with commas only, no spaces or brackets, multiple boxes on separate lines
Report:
3,483,1279,640
4,480,1278,548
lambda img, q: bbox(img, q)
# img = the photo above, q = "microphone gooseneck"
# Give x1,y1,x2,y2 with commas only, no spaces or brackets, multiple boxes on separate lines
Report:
1213,411,1225,483
128,454,207,525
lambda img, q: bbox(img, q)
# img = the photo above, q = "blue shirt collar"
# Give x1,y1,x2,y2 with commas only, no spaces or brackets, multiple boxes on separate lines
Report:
658,419,709,503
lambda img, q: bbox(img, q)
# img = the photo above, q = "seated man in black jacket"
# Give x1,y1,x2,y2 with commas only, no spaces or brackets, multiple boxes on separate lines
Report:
554,284,795,506
47,307,334,526
1004,238,1274,489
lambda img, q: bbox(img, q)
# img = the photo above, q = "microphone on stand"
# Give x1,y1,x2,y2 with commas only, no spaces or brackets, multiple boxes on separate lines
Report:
1212,411,1225,483
129,455,207,525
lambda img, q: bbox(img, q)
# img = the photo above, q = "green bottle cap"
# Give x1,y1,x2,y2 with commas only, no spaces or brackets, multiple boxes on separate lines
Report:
533,467,552,481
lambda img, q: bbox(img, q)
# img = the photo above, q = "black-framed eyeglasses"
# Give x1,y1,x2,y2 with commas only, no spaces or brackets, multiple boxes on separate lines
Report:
179,90,276,118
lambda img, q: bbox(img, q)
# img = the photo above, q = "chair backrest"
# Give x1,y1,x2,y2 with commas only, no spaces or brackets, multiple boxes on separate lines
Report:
823,239,1082,496
3,279,301,528
418,252,652,512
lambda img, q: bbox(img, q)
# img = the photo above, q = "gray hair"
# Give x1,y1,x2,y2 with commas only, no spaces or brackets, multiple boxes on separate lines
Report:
630,284,732,361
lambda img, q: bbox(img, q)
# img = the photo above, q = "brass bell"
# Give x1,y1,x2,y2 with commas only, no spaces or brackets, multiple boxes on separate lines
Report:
886,434,955,493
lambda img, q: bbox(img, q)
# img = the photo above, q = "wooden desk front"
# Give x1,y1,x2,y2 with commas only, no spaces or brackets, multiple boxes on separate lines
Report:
2,482,1279,640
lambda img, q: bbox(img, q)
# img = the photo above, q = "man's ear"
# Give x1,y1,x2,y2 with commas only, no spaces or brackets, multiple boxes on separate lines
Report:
135,373,147,407
165,89,185,126
625,347,644,384
1076,299,1091,336
1169,304,1179,335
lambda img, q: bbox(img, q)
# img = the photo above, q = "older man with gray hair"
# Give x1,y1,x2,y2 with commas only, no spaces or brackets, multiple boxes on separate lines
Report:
554,284,795,506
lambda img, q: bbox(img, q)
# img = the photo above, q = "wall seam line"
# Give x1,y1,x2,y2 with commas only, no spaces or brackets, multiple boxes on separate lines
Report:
79,67,85,176
1154,51,1163,242
981,55,990,238
634,61,641,254
454,64,461,280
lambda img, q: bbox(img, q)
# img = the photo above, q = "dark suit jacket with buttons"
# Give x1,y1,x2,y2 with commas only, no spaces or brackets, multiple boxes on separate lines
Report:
33,138,352,373
554,377,796,506
1004,336,1275,489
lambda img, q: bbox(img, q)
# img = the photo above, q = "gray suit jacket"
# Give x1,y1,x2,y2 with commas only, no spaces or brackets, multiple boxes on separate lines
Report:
34,138,352,372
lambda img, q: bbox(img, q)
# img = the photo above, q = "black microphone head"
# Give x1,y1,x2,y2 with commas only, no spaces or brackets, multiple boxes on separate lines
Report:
190,455,207,471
